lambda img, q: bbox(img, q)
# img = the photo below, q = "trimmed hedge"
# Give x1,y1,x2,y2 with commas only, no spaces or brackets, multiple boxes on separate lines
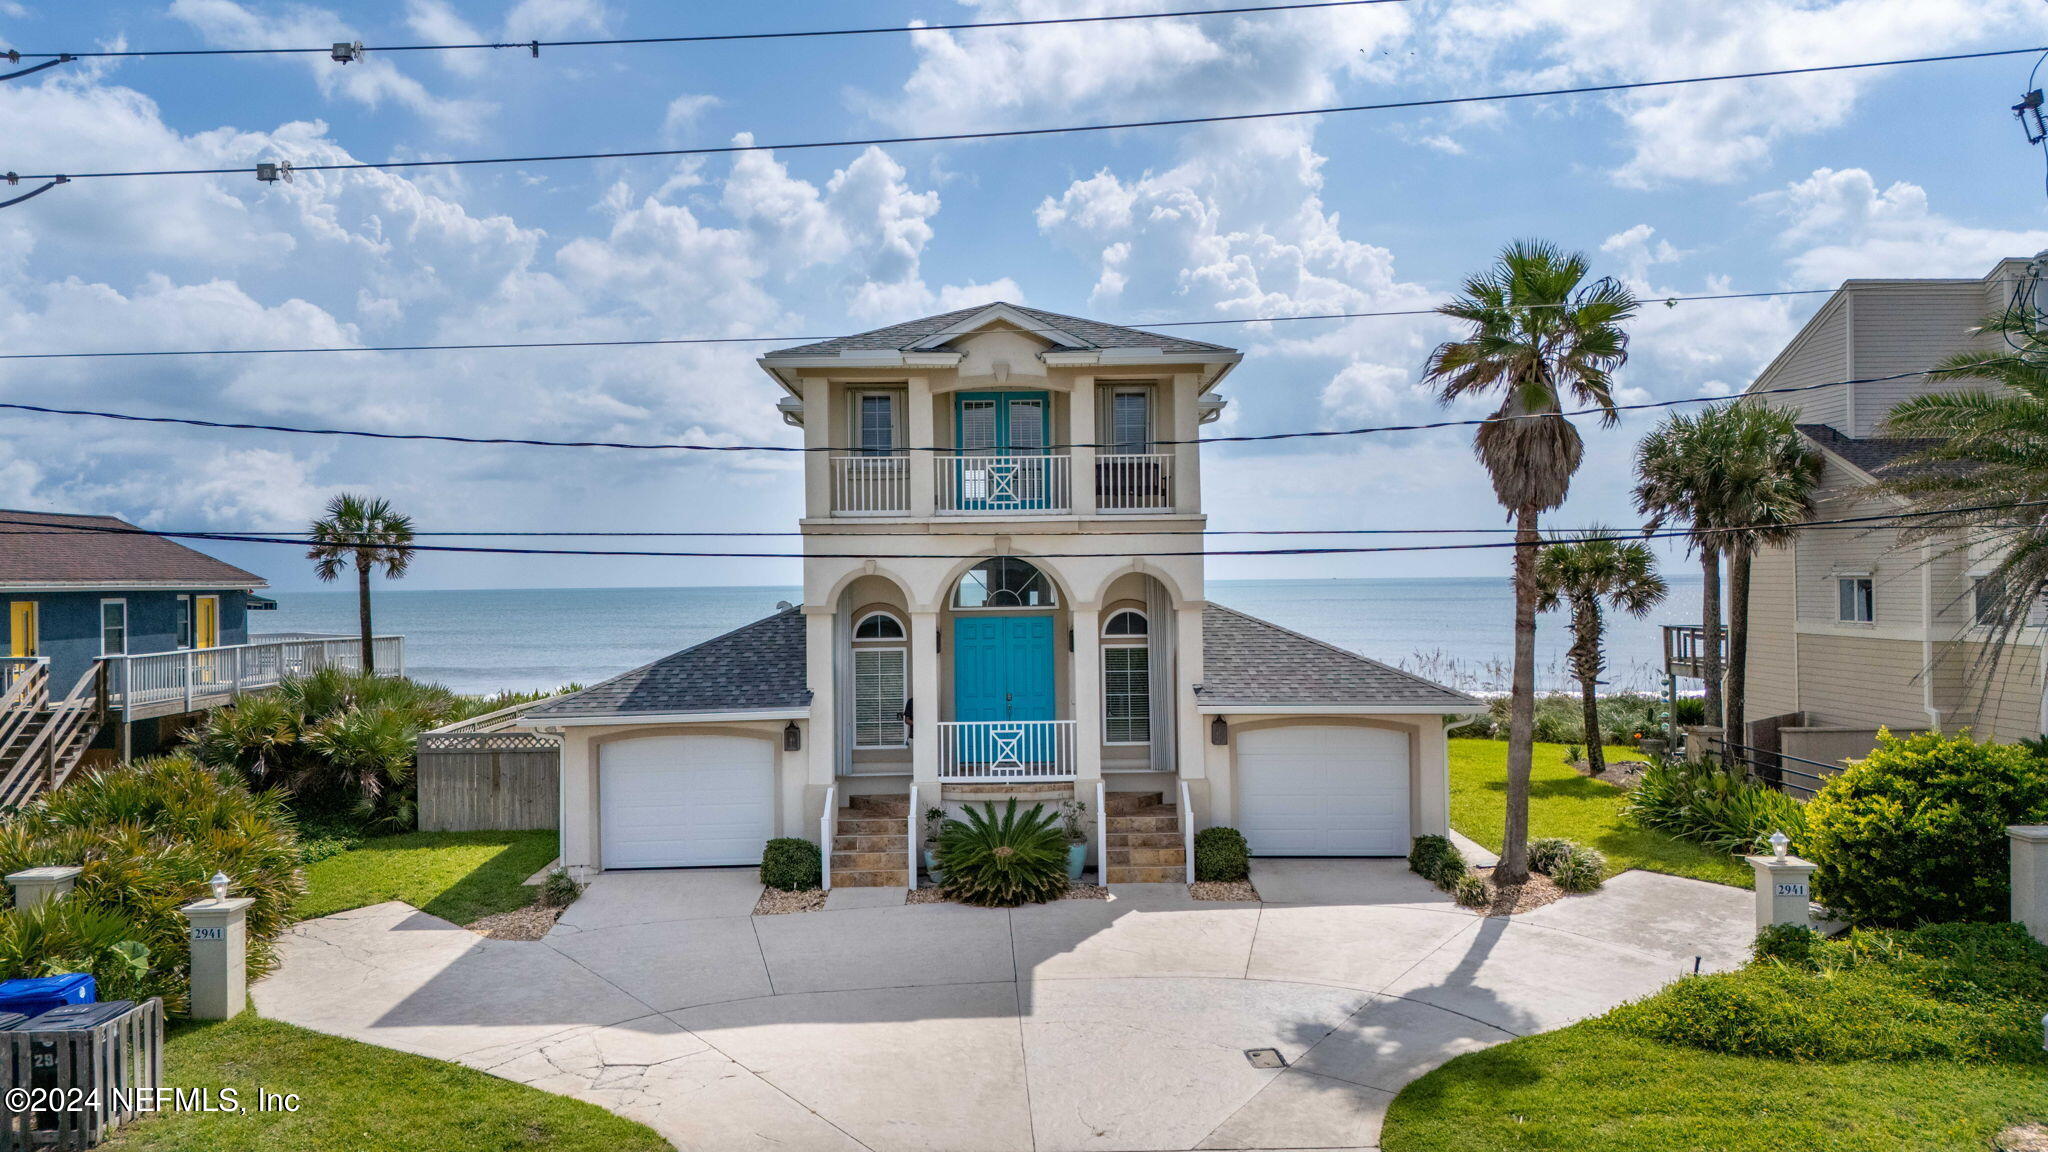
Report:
1193,826,1250,882
760,838,822,891
1408,834,1465,888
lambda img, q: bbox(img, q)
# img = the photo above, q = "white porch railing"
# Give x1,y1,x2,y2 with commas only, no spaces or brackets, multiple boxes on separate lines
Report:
107,634,405,714
830,454,911,515
1095,453,1175,513
1178,779,1196,885
937,720,1076,781
821,784,837,892
935,453,1072,515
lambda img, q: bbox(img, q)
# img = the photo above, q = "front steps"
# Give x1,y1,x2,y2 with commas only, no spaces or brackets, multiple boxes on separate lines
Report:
830,793,911,888
1104,791,1187,884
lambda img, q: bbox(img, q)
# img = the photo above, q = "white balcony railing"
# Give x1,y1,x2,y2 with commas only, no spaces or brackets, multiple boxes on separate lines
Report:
107,634,404,714
935,453,1072,515
937,719,1076,781
1095,453,1175,513
830,454,911,515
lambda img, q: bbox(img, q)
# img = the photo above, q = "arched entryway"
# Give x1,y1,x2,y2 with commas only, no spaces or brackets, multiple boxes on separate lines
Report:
941,556,1073,779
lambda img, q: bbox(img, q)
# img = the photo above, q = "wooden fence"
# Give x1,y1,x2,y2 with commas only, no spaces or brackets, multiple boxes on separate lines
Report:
416,730,560,831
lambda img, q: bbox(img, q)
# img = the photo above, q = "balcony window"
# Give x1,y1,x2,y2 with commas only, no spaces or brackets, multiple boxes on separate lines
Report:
1108,388,1152,455
1837,575,1875,623
852,391,899,455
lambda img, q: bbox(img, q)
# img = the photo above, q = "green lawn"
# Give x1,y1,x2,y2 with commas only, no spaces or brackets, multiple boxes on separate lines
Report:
296,830,560,925
1449,738,1750,886
103,1014,669,1152
1380,1026,2044,1152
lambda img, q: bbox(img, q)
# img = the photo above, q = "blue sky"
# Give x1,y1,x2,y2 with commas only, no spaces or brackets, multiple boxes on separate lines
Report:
2,0,2046,592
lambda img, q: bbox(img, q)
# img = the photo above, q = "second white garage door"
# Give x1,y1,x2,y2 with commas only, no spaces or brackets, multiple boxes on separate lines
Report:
600,734,775,869
1236,725,1411,856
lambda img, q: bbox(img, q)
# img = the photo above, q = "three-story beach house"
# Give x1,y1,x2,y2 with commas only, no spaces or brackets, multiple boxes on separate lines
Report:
529,303,1479,885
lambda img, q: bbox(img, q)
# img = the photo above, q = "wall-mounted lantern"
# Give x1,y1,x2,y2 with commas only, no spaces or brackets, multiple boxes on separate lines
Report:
1210,716,1228,746
783,722,801,752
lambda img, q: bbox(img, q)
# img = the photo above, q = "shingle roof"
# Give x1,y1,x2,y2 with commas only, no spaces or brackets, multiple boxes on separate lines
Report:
764,302,1236,358
1197,603,1480,710
525,607,811,719
1795,424,1957,480
0,510,265,588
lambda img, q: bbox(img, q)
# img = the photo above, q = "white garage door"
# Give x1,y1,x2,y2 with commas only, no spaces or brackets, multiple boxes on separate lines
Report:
1237,725,1411,856
600,735,775,869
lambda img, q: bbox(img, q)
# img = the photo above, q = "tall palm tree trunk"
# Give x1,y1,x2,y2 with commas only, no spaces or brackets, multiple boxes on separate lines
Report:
1573,599,1606,777
1698,547,1723,734
1724,545,1752,768
1499,505,1540,886
356,558,376,675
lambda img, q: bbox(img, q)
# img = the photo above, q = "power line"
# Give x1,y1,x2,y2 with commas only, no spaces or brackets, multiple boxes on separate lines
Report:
0,286,1853,361
5,46,2038,183
0,362,1993,455
1,2,1410,62
2,500,2038,561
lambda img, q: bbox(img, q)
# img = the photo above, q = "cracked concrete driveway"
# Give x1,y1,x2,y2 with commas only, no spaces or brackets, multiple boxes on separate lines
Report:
255,861,1751,1152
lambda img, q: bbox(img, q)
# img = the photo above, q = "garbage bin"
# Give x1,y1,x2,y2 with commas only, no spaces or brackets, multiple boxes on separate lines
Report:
1,998,163,1152
0,975,95,1020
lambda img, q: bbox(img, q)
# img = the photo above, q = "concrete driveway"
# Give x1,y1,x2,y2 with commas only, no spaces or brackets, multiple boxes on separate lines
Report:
256,861,1751,1152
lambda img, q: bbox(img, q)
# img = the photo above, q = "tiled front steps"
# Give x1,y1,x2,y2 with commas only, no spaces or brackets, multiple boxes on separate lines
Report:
831,793,910,887
1106,791,1186,884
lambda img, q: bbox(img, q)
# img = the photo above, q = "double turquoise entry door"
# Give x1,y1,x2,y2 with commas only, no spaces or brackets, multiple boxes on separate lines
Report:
952,615,1056,771
952,391,1051,512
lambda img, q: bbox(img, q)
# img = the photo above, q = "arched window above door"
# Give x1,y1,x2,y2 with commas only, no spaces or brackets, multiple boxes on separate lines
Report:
854,611,905,640
1103,609,1148,638
954,557,1057,609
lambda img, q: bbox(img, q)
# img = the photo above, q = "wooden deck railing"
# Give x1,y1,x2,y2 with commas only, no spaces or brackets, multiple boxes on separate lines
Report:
106,634,403,715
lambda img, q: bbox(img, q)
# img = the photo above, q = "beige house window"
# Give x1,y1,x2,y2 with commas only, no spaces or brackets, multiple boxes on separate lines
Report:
852,611,907,748
1837,576,1875,623
1102,609,1150,745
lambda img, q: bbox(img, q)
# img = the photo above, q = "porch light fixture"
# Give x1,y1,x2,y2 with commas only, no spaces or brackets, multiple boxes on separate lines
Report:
208,871,232,902
1767,831,1789,862
783,722,801,752
1210,716,1227,746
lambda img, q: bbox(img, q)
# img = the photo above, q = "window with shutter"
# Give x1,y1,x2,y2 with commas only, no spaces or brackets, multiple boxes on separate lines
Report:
1103,645,1150,744
854,648,908,747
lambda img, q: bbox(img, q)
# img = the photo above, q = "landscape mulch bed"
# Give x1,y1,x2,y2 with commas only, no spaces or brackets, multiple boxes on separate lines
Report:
469,902,564,940
754,888,827,915
1190,880,1259,901
1568,759,1652,789
1477,872,1567,916
905,881,1109,905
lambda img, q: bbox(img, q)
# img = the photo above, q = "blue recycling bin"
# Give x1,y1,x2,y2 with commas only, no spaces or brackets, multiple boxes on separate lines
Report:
0,973,96,1019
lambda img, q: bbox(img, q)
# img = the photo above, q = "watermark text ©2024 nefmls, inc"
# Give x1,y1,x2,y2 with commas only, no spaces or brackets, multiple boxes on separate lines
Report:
8,1086,301,1114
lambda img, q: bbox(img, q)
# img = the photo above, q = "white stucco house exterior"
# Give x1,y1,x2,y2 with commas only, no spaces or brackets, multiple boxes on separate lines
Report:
525,303,1479,885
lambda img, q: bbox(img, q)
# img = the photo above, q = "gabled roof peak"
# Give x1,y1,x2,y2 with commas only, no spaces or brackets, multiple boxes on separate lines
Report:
762,301,1237,359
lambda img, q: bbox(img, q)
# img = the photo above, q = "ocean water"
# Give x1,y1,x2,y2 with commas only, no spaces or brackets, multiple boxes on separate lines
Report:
257,577,1702,698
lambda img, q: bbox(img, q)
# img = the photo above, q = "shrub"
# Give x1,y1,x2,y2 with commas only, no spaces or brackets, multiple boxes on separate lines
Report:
1752,922,1822,966
0,754,303,1015
1408,835,1466,888
1526,837,1577,874
0,900,153,1002
759,838,821,891
1672,697,1707,726
1451,874,1491,908
1547,848,1605,893
936,801,1070,907
540,868,581,908
1564,744,1584,766
1193,826,1250,882
1449,693,1666,746
1623,757,1807,855
1804,729,2048,927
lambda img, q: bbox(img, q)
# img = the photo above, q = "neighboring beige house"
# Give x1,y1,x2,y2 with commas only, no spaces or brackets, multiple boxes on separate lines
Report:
521,302,1479,885
1736,255,2047,766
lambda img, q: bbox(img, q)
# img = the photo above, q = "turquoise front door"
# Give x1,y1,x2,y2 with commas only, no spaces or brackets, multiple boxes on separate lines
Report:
953,392,1050,512
952,615,1057,772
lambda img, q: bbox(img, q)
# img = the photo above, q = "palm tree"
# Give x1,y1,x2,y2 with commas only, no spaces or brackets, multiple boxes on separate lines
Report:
307,494,416,674
1421,240,1639,884
1878,305,2048,688
1532,531,1668,777
1633,410,1727,732
1711,404,1820,755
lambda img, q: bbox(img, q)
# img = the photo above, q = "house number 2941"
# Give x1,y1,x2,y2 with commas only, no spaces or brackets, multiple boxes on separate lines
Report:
189,926,226,943
1775,883,1807,898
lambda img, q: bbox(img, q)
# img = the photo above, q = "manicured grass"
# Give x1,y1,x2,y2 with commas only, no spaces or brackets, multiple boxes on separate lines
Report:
103,1014,670,1152
1449,737,1750,887
1380,1026,2045,1152
296,830,559,925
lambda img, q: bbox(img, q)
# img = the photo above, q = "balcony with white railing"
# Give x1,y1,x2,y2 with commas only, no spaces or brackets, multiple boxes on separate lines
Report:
935,453,1072,516
1095,453,1175,513
937,719,1076,781
830,453,911,515
107,633,405,719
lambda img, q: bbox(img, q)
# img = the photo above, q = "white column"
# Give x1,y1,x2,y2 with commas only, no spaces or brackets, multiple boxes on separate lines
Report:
907,375,936,519
180,896,255,1020
1072,606,1103,787
1175,604,1206,779
557,729,599,877
802,376,832,518
1071,375,1097,518
1743,853,1819,932
910,609,942,787
5,865,81,909
804,609,837,786
2011,825,2048,945
1172,372,1202,515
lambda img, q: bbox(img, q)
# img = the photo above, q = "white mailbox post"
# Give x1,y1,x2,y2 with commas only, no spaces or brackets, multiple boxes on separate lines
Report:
4,865,83,908
1744,848,1819,933
179,896,256,1020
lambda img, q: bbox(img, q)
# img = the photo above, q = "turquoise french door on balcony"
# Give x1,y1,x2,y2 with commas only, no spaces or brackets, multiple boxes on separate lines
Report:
953,391,1049,512
952,615,1056,767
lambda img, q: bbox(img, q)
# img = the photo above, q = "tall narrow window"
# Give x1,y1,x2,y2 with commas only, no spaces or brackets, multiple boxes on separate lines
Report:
99,600,127,656
1837,576,1875,623
176,596,193,649
1110,389,1152,455
855,392,898,455
853,648,908,747
960,399,998,452
1103,609,1150,745
1972,575,1998,625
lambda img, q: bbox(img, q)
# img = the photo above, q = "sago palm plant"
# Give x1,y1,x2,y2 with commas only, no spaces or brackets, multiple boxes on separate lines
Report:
935,800,1071,907
1532,531,1667,776
1421,240,1639,883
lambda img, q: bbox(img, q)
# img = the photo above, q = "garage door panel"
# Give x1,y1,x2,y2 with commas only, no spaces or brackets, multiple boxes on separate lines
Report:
601,735,775,869
1238,725,1411,857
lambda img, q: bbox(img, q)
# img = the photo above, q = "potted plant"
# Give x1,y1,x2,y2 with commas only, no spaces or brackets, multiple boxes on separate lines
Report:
921,805,947,884
1058,799,1089,881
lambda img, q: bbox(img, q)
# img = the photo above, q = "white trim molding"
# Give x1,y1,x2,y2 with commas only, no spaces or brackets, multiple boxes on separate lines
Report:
1195,703,1485,717
541,708,811,727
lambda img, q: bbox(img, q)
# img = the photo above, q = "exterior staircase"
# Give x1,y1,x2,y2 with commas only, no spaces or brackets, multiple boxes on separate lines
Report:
831,793,911,888
0,662,108,810
1104,790,1187,884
